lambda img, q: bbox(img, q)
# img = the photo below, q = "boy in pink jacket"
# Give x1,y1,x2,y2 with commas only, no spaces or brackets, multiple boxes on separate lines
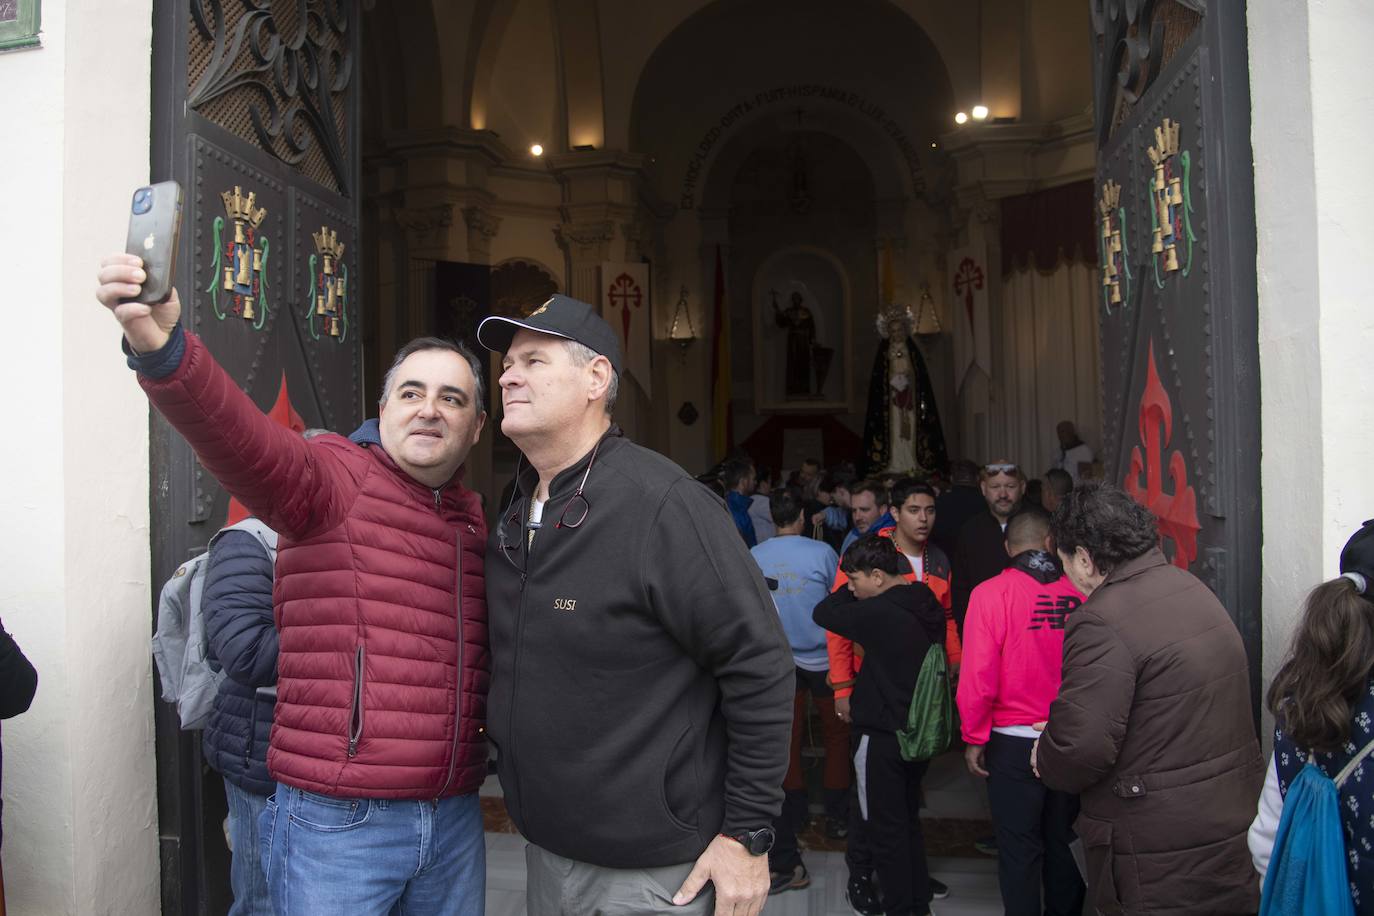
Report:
956,508,1085,916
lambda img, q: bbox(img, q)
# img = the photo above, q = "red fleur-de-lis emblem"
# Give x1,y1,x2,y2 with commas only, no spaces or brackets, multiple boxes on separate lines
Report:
1124,341,1200,569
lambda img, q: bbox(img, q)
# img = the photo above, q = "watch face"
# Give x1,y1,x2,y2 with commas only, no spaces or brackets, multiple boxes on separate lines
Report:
748,826,776,855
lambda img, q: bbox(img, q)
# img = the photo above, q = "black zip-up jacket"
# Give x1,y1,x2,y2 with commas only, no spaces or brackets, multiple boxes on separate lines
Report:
813,583,944,734
485,428,794,869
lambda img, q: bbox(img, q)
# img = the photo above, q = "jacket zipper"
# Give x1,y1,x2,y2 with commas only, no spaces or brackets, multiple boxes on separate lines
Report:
506,496,533,817
347,645,365,757
435,506,466,801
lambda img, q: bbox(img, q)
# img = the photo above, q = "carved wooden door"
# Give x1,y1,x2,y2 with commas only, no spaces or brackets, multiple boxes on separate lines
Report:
149,2,363,911
1092,1,1261,710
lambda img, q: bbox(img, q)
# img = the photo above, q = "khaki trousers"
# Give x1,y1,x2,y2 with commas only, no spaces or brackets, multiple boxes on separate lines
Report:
524,843,714,916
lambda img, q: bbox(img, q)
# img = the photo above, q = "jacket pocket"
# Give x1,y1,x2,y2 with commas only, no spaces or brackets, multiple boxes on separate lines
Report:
659,724,700,833
1075,814,1123,914
347,646,365,758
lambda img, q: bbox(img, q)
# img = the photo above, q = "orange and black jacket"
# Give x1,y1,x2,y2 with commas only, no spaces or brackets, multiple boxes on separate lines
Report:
825,526,960,698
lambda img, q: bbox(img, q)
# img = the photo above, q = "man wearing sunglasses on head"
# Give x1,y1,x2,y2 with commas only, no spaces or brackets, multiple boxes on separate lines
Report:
478,296,793,916
951,461,1028,633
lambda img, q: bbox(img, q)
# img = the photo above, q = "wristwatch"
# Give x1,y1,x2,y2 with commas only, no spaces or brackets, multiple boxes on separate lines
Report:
720,826,776,856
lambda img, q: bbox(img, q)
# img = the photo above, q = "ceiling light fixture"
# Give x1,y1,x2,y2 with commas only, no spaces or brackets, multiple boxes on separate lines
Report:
530,144,544,157
954,111,969,125
972,105,990,121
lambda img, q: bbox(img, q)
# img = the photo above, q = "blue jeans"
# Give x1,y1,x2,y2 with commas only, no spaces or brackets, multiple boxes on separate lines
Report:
260,784,485,916
224,778,274,916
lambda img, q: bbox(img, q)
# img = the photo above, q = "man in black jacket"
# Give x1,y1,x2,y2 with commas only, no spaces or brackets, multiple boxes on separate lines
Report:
951,460,1027,631
478,296,793,916
814,536,945,916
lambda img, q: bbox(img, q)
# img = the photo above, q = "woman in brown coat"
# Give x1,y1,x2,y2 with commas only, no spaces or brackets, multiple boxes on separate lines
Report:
1033,483,1262,915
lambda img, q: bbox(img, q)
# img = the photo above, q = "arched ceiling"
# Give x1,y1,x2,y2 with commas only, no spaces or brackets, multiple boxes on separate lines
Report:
631,0,956,207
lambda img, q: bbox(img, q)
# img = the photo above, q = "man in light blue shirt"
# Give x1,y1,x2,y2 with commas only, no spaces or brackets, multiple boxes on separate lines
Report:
750,488,846,895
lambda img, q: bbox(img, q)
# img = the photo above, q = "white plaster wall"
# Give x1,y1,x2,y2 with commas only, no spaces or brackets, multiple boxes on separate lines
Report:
1250,2,1374,699
0,1,158,912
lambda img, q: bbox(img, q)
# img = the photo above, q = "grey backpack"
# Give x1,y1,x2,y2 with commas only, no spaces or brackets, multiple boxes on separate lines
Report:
151,518,277,729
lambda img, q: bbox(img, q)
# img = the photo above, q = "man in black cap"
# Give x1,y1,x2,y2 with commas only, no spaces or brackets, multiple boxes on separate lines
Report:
478,295,794,916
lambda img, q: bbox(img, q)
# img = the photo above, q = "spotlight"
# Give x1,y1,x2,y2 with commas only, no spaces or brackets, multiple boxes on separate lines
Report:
972,105,989,121
954,111,969,125
530,144,544,157
930,141,938,149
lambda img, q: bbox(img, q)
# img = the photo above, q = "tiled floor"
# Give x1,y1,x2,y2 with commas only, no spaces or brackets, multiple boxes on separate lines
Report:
484,830,1003,915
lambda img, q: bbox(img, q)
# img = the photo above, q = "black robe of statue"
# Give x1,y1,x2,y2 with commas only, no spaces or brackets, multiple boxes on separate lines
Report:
861,335,948,477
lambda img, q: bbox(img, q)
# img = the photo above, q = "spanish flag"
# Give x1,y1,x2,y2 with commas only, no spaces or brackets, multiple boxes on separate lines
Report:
710,246,732,459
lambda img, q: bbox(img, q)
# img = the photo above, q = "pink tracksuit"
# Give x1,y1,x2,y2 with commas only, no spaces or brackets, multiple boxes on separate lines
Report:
956,559,1085,745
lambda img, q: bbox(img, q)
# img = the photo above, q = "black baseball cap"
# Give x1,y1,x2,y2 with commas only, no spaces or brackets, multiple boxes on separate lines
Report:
1340,519,1374,596
477,294,623,375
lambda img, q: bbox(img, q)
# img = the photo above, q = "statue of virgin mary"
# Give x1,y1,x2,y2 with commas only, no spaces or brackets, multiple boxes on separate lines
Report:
861,303,948,476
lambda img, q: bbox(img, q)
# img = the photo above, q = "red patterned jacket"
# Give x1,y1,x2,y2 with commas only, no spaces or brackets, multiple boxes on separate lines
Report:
137,328,489,799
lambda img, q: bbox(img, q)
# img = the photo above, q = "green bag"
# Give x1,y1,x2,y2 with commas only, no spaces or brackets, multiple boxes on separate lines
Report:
897,644,959,762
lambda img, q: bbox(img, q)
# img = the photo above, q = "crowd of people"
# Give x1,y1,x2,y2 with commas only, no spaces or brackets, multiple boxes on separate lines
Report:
61,256,1374,916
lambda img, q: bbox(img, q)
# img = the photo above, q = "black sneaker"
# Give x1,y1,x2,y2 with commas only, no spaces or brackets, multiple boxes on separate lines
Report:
824,815,849,840
769,863,810,895
846,871,883,916
930,877,949,899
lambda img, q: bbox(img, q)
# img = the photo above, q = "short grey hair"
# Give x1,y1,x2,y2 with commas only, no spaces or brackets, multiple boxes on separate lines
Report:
564,341,618,415
379,337,487,413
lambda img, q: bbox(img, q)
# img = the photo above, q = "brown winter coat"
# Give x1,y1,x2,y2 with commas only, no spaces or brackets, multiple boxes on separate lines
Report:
1036,548,1262,915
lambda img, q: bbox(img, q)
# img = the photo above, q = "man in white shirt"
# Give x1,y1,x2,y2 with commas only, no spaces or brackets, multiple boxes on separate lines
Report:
1049,421,1094,484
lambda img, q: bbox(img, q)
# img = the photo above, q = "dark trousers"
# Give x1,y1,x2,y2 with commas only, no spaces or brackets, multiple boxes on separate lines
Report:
845,732,873,877
858,731,930,916
770,668,851,872
985,732,1085,916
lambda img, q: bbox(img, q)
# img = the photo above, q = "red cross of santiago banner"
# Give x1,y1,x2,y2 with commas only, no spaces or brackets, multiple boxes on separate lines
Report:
600,262,652,398
949,245,992,393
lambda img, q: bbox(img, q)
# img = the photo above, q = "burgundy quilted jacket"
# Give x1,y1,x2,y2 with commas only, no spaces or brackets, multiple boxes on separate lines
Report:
139,329,489,799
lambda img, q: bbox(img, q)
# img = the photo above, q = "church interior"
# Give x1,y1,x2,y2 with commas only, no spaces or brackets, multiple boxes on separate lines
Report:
357,0,1105,503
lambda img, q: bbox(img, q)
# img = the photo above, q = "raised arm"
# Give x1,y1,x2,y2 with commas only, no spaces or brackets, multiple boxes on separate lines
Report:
96,257,361,540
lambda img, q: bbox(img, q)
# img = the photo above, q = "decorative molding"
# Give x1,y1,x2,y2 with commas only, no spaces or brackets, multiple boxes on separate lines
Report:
1091,0,1206,145
462,206,502,241
554,220,616,261
394,203,457,250
188,0,353,195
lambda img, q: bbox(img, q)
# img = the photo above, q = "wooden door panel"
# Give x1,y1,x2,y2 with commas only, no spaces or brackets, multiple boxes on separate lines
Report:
152,2,363,911
1092,1,1261,711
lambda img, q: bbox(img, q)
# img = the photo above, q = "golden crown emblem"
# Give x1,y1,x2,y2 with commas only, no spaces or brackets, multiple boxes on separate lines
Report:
1148,118,1181,165
312,226,345,261
221,186,267,228
1099,180,1121,216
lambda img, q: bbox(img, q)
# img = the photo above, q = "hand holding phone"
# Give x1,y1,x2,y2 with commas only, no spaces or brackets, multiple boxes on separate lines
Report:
124,181,182,303
95,182,185,353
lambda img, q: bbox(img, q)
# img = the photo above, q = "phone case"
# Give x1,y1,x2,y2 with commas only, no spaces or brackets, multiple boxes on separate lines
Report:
125,181,183,304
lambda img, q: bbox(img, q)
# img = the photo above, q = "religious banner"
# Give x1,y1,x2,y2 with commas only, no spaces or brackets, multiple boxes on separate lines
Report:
950,244,992,391
601,262,652,397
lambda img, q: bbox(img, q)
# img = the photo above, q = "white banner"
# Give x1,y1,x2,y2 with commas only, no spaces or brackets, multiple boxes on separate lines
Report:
600,262,652,397
950,245,992,392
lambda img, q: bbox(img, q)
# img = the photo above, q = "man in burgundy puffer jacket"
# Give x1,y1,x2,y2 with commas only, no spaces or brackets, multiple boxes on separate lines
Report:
98,255,491,916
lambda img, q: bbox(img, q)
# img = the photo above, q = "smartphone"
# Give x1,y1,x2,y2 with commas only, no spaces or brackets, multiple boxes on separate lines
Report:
125,181,183,304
